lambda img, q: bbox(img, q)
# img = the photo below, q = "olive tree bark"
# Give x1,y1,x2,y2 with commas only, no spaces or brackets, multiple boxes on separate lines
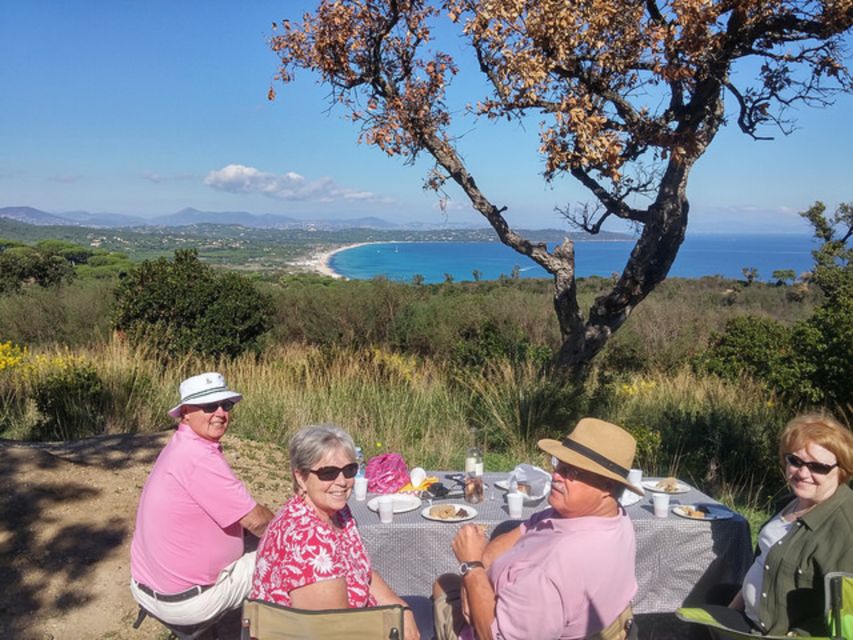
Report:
269,1,852,380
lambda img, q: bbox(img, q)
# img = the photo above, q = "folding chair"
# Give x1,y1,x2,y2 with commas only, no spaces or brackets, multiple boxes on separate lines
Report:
676,571,853,640
826,572,853,640
241,598,407,640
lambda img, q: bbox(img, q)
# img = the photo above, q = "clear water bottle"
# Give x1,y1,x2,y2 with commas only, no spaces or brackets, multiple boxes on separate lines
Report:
355,446,366,478
464,428,483,476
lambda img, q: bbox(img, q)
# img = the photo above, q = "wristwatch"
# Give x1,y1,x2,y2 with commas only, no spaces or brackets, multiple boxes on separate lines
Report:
459,561,484,576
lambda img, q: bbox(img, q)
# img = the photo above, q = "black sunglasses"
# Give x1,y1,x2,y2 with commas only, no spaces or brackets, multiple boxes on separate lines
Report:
550,455,580,480
784,453,838,476
309,463,360,482
195,400,237,414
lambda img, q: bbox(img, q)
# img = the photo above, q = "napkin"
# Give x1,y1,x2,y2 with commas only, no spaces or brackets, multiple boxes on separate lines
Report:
398,476,439,493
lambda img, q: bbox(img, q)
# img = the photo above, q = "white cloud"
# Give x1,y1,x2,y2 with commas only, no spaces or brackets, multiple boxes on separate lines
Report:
204,164,386,203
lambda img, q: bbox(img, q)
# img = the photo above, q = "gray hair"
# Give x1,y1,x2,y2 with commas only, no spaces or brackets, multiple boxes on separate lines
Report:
289,424,357,485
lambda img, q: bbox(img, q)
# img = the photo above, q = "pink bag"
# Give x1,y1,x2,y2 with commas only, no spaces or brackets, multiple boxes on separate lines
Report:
365,453,409,494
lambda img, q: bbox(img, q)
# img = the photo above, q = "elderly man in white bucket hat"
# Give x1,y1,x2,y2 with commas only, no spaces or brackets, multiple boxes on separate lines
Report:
433,418,642,640
130,372,274,629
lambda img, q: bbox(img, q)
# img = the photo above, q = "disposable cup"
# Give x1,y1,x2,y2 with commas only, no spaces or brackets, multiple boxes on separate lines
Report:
652,492,670,518
354,476,368,501
410,467,427,489
378,495,394,523
507,492,524,519
628,469,643,492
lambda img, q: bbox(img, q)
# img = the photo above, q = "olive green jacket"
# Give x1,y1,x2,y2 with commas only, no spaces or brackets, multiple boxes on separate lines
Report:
752,483,853,636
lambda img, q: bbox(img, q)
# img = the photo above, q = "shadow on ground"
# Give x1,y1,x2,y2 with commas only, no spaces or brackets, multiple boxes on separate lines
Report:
0,433,165,638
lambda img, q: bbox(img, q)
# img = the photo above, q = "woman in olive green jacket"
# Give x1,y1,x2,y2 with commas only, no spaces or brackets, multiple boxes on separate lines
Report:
715,413,853,636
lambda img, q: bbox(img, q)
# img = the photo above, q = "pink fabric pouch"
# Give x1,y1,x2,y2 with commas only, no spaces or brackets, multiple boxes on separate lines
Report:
365,453,409,494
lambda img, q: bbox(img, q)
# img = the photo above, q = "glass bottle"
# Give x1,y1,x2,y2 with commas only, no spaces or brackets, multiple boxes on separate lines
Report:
464,429,484,503
355,446,366,478
464,429,483,476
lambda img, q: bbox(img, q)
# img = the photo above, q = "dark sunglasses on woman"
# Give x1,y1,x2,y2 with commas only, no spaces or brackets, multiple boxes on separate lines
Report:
195,400,237,413
309,462,360,481
784,453,838,475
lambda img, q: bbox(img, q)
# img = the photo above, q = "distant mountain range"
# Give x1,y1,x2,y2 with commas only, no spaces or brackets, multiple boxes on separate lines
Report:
0,206,479,231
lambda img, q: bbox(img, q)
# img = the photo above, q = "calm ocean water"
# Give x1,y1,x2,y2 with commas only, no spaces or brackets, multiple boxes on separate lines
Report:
329,234,818,284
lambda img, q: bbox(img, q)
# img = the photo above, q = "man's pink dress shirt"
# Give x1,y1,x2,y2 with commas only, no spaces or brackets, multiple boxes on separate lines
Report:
130,423,256,593
485,507,637,640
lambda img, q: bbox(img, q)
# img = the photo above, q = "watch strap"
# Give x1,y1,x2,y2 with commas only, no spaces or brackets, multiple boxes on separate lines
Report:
459,561,485,576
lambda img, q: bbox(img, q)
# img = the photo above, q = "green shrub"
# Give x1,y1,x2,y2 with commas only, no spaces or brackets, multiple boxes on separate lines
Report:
590,369,790,500
0,280,116,347
28,354,106,441
112,249,274,360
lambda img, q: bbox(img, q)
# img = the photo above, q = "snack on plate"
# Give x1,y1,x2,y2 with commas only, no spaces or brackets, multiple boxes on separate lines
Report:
656,477,680,493
429,505,457,519
682,505,706,519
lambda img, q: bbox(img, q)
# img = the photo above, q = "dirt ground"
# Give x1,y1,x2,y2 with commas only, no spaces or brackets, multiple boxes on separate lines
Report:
0,432,694,640
0,431,290,640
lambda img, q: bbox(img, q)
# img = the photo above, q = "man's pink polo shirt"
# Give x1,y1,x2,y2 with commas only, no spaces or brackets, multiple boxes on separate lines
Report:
130,423,256,593
487,507,637,640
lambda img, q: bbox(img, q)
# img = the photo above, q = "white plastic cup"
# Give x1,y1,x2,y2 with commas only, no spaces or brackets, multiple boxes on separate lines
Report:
652,492,670,518
378,495,394,523
354,476,368,501
628,469,643,490
507,492,524,519
409,467,427,489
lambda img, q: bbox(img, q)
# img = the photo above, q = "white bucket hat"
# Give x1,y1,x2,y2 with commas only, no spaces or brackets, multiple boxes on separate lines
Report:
168,372,242,419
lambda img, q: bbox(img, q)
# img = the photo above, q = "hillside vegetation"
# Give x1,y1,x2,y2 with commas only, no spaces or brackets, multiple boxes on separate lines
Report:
1,208,850,528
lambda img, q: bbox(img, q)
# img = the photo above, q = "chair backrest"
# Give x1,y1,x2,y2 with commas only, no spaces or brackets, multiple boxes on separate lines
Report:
242,599,406,640
826,572,853,640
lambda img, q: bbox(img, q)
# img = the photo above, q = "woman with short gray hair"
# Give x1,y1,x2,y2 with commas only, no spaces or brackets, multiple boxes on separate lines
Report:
250,425,419,640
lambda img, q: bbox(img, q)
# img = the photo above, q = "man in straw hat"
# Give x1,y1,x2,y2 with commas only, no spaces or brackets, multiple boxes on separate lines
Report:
433,418,642,640
130,372,274,627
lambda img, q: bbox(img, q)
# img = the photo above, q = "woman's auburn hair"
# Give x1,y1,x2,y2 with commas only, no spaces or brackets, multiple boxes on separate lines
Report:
779,413,853,484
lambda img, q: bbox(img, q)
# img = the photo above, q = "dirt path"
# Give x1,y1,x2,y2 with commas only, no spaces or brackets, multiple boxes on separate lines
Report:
0,432,289,640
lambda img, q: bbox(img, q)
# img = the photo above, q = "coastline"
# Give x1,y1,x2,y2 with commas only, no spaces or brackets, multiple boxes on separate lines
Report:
303,242,383,279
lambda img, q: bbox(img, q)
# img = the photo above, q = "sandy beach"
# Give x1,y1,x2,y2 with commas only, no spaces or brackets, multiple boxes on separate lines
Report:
299,242,380,279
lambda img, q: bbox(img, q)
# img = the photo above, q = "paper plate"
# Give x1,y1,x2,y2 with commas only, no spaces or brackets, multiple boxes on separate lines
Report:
672,504,733,521
619,490,642,507
642,479,691,495
421,503,478,522
366,494,422,514
494,479,550,504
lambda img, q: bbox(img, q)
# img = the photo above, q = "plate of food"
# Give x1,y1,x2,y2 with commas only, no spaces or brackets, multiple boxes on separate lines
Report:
421,503,478,522
672,504,733,521
642,478,691,494
493,479,550,504
366,494,422,514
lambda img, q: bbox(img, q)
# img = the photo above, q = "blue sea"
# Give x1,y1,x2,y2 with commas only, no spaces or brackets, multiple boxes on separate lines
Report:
329,234,818,284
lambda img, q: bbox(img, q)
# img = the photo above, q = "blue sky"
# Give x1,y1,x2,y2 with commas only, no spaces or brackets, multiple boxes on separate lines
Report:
2,1,851,234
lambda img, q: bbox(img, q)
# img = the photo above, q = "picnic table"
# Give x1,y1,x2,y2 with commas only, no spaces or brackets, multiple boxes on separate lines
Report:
349,472,753,616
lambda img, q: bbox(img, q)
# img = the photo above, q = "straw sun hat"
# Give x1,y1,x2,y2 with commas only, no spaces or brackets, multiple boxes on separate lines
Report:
539,417,644,496
167,372,243,419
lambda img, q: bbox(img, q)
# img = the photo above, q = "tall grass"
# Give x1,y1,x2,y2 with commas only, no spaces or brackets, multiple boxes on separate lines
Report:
0,337,798,526
591,367,791,504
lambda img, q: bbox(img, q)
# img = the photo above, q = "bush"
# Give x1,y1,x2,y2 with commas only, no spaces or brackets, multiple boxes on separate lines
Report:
0,280,116,347
699,316,816,400
27,354,106,441
112,249,274,360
